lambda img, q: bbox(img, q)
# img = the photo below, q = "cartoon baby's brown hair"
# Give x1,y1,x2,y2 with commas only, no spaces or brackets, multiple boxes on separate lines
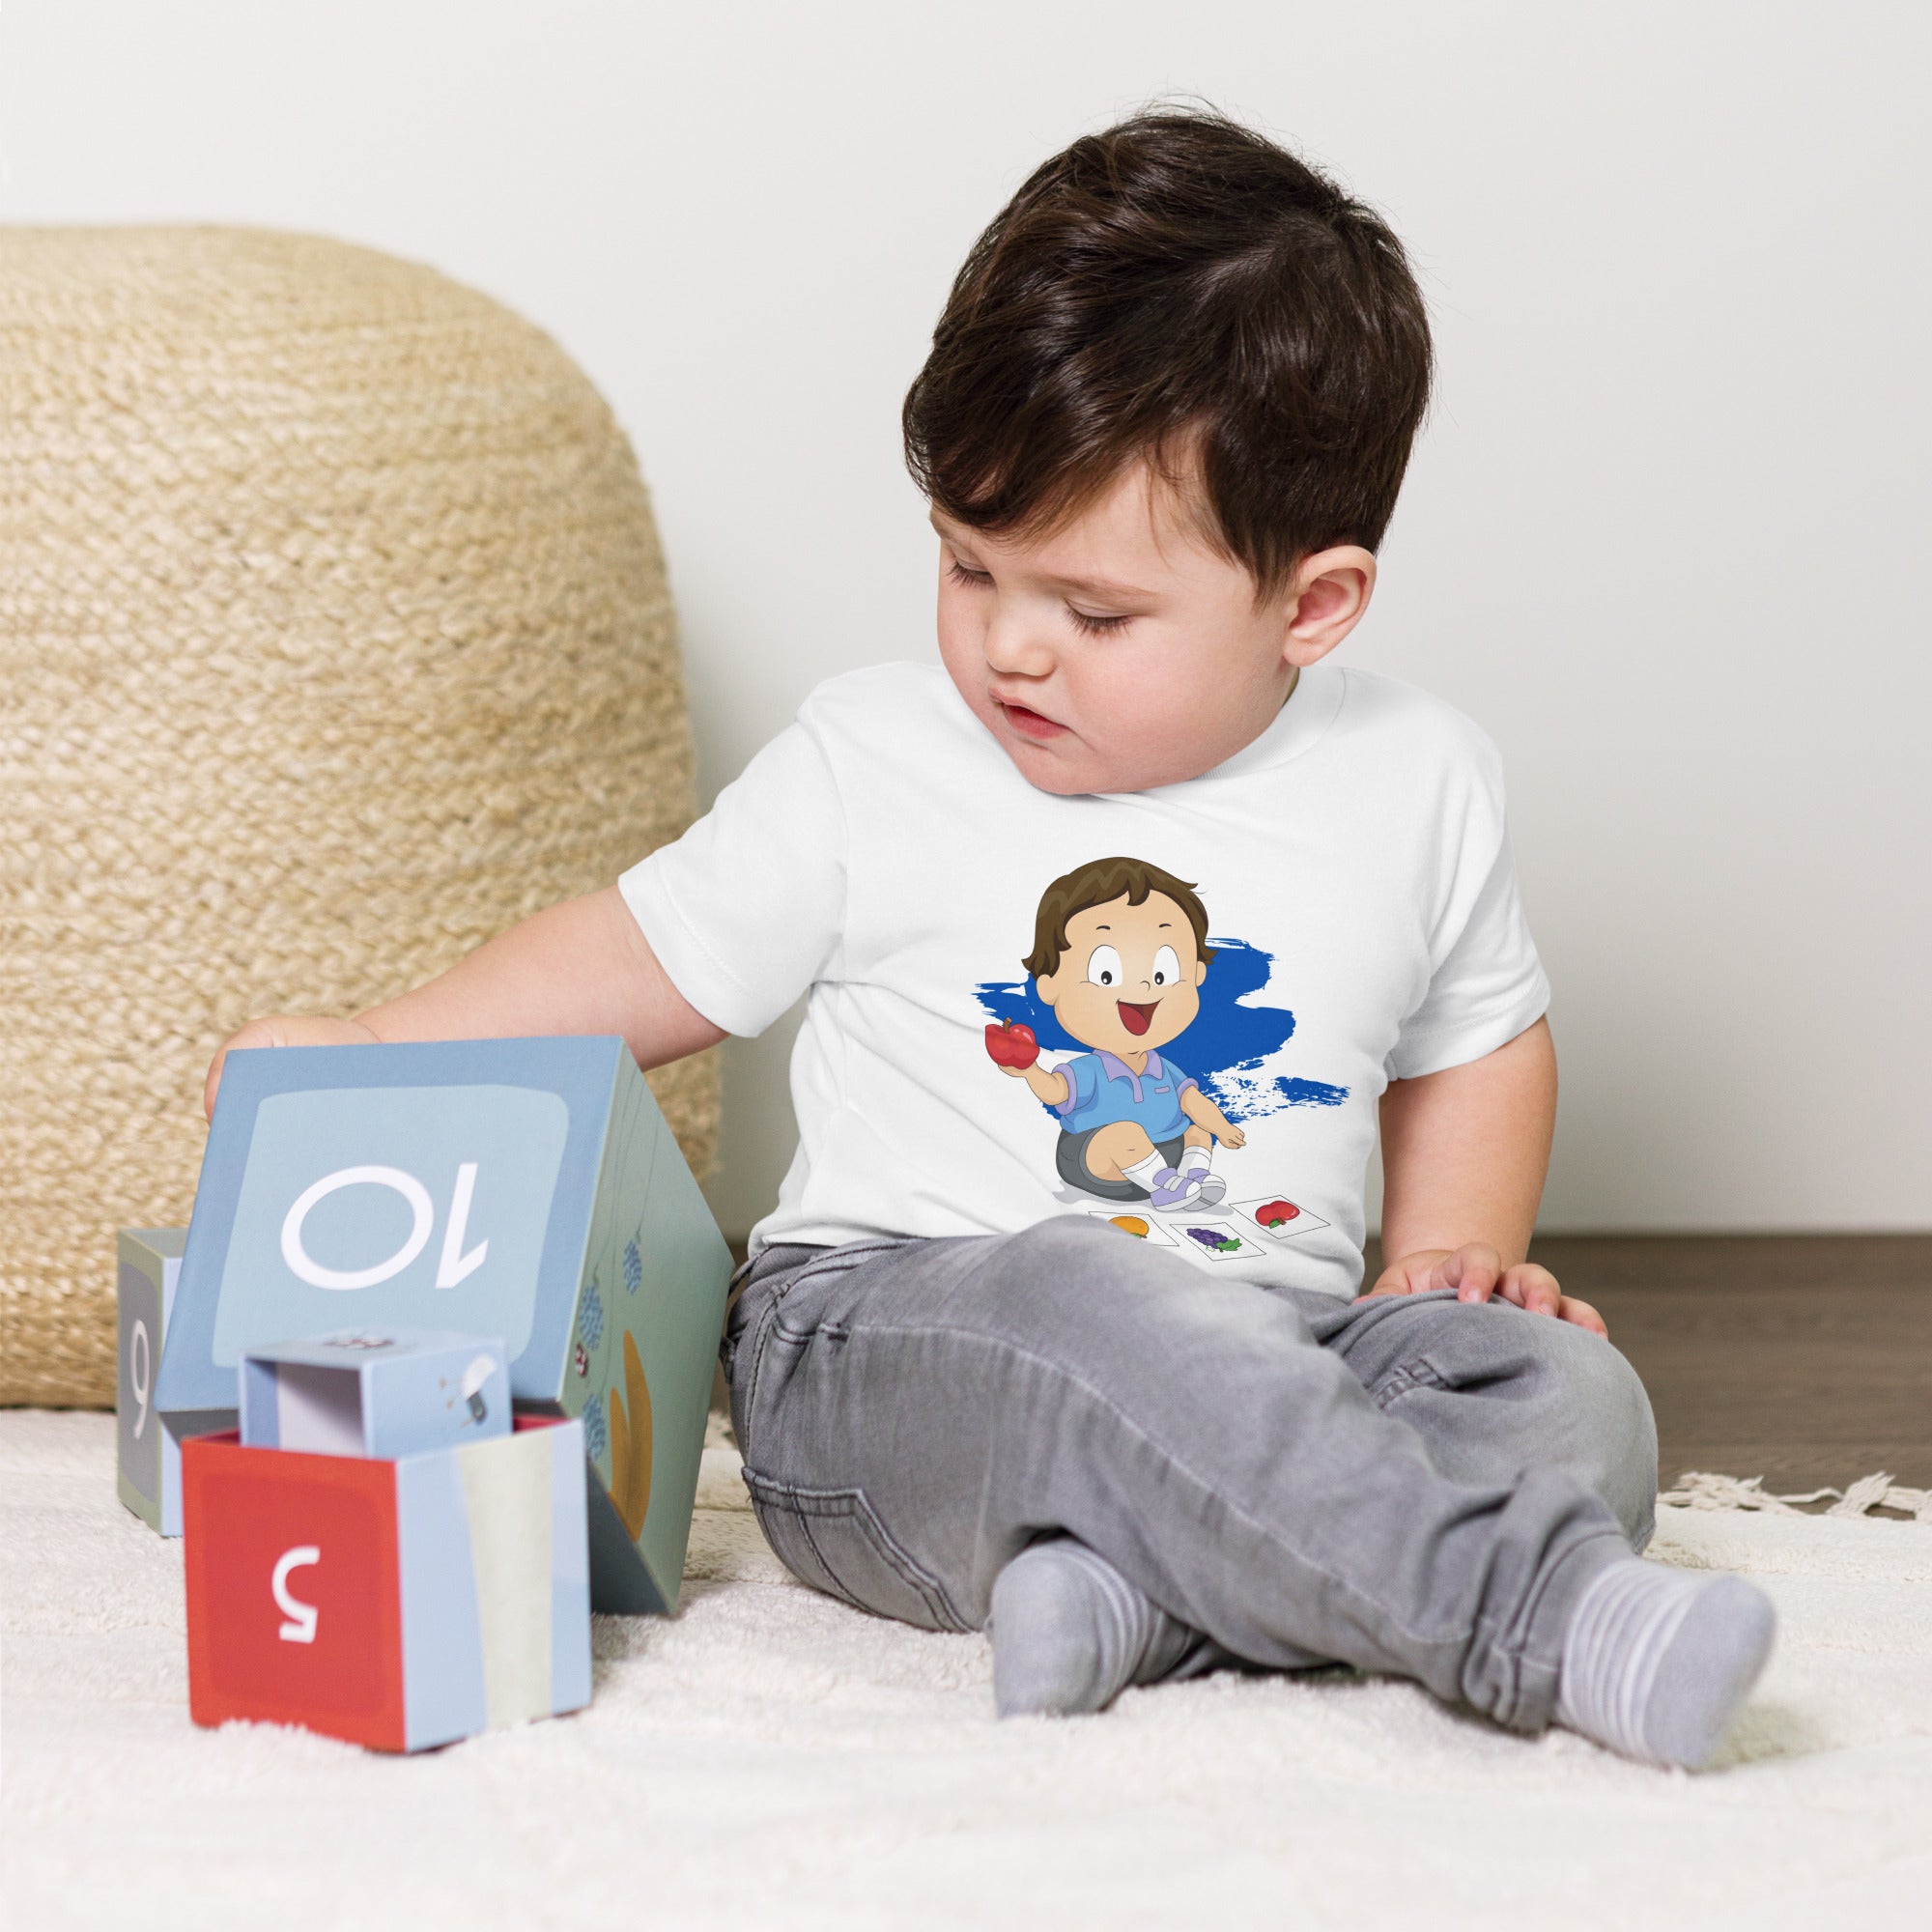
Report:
1025,858,1216,980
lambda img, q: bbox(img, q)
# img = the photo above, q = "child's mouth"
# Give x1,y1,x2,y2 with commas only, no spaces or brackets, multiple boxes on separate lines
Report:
1117,1000,1159,1037
997,699,1068,743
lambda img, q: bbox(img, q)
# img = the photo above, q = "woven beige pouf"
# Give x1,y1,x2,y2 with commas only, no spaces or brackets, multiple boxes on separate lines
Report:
0,227,720,1406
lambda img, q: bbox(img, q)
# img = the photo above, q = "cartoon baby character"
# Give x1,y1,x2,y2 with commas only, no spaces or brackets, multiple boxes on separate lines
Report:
988,857,1245,1209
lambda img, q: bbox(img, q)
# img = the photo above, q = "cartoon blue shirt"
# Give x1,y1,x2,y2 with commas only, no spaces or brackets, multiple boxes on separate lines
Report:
1052,1050,1198,1141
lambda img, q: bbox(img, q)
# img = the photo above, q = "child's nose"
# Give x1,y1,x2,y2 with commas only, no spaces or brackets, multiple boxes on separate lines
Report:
982,613,1057,678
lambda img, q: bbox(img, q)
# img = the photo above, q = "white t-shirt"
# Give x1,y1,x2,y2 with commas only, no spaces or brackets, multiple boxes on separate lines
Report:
619,662,1548,1301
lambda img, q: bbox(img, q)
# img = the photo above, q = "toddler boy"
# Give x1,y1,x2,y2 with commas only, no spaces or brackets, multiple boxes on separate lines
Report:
211,111,1774,1767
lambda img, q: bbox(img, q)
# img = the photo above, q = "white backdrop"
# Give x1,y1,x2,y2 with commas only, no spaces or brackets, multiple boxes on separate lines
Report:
6,1,1927,1237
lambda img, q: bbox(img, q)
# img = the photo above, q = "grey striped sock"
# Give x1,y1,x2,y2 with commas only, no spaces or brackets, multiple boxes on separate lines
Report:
988,1538,1196,1719
1555,1558,1776,1769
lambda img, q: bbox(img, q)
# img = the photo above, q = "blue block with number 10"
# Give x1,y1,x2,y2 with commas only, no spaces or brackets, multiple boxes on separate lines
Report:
154,1037,732,1614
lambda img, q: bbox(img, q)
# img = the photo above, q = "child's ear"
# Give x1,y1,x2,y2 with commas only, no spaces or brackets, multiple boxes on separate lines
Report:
1035,972,1059,1007
1194,959,1208,986
1278,544,1377,669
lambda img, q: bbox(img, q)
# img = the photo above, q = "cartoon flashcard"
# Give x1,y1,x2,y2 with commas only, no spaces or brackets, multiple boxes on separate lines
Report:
1084,1208,1180,1247
1172,1217,1265,1262
1230,1196,1330,1242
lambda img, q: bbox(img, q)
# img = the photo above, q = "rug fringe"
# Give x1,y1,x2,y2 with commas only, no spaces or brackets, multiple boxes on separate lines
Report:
1660,1470,1932,1522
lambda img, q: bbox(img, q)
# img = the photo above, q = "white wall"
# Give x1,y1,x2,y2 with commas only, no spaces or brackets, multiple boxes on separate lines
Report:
7,1,1927,1236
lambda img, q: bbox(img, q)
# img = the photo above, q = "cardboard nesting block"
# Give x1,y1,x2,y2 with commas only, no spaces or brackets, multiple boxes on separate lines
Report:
156,1037,733,1612
117,1229,214,1536
184,1415,590,1752
240,1331,510,1460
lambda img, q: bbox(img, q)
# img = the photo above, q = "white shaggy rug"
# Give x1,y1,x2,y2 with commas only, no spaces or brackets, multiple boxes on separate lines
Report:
5,1411,1930,1932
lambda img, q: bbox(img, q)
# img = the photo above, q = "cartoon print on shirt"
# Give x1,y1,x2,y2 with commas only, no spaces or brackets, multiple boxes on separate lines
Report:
987,857,1246,1210
979,856,1347,1233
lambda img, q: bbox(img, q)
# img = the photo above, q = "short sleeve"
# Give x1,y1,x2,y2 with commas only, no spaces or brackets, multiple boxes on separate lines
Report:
1052,1055,1095,1118
617,716,846,1037
1387,821,1550,1082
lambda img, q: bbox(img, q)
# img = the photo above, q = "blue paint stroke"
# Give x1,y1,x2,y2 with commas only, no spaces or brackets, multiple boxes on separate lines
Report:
975,936,1349,1123
1273,1076,1350,1107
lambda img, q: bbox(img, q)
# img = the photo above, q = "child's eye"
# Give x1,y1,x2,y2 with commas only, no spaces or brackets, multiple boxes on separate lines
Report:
1067,606,1133,636
1151,946,1180,986
1086,945,1123,987
947,559,993,589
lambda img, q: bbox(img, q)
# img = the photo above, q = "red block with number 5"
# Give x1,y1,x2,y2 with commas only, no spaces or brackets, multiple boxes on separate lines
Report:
183,1418,589,1752
184,1434,406,1748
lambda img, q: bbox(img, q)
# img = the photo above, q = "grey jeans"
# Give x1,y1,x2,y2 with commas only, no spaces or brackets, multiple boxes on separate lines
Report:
724,1216,1658,1731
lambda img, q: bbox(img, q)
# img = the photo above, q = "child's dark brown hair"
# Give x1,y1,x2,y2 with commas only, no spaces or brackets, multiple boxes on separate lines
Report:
903,107,1433,598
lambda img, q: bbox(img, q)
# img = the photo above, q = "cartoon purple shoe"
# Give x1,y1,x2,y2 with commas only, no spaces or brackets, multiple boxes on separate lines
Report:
1149,1167,1207,1209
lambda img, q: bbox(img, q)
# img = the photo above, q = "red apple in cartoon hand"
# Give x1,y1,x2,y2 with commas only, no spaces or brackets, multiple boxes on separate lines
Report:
985,1020,1039,1070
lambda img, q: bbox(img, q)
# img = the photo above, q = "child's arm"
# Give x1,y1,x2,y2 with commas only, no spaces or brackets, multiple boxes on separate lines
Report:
996,1060,1070,1107
1367,1017,1605,1333
1179,1086,1246,1149
203,886,725,1120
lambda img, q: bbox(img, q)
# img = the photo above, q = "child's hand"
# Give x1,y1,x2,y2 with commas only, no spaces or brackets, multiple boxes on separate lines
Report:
1181,1091,1245,1148
1360,1243,1607,1336
204,1015,381,1122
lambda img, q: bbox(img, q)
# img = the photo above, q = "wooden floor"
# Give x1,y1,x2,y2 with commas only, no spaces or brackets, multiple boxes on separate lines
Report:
1528,1236,1932,1492
1372,1236,1932,1492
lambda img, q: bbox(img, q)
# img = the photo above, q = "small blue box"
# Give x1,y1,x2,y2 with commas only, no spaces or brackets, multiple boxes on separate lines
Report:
240,1330,510,1461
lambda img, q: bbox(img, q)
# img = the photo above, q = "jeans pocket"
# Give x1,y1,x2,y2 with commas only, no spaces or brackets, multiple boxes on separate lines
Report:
740,1470,968,1633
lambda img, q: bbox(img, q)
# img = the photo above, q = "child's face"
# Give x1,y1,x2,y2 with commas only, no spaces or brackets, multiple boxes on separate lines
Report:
1035,893,1205,1057
933,462,1375,795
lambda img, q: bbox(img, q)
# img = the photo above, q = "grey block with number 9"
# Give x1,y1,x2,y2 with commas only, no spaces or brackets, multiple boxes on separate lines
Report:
117,1228,222,1535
